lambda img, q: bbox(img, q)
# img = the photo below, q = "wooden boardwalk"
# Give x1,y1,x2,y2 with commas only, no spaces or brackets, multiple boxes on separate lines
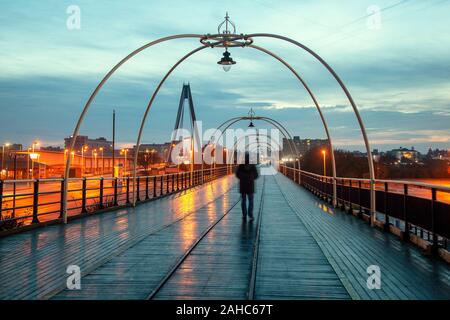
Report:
1,172,449,300
0,177,236,300
255,178,350,300
276,174,450,300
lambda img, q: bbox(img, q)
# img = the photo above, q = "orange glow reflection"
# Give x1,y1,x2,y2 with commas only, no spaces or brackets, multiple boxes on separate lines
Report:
179,193,197,247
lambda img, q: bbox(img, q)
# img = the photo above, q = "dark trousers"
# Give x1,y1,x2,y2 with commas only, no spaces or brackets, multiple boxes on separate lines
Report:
241,193,254,218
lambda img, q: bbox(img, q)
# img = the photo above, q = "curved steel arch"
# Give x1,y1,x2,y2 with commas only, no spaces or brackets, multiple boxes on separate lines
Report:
245,142,279,163
61,34,245,222
240,142,279,160
64,32,375,224
207,116,301,181
204,117,299,182
62,34,204,223
229,132,283,154
207,116,298,158
247,33,376,222
250,44,338,205
225,133,282,165
236,140,281,174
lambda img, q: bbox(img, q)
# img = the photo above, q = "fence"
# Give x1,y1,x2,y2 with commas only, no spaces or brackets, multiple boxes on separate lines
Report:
280,164,450,252
0,166,232,233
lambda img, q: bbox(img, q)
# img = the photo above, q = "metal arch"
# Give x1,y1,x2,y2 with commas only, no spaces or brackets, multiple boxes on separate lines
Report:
226,133,282,164
208,117,298,158
203,38,342,201
131,45,209,205
207,116,301,182
62,34,245,222
245,142,279,163
241,142,279,159
212,117,298,155
248,44,337,206
62,34,205,223
247,33,376,223
232,140,280,175
65,31,375,223
230,132,283,155
130,36,350,206
130,36,250,206
230,140,280,162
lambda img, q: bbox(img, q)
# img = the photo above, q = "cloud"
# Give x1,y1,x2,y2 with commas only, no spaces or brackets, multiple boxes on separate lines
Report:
1,0,450,153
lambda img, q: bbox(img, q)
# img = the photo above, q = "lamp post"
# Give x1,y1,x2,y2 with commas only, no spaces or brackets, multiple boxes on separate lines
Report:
151,149,156,165
93,149,98,175
217,13,237,72
62,13,376,224
224,148,229,174
71,151,75,166
121,148,128,176
30,141,39,179
27,147,31,181
248,108,255,128
1,143,11,177
144,149,150,172
99,147,104,176
322,149,327,176
81,145,88,177
29,152,40,179
64,148,68,166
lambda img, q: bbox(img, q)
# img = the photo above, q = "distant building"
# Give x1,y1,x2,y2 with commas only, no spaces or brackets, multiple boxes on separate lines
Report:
64,136,113,154
0,143,23,153
427,148,450,160
132,143,172,161
350,150,368,158
387,147,420,163
281,137,328,158
41,146,63,152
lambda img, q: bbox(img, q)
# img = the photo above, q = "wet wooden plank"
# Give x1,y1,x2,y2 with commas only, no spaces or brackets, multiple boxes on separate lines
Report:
0,177,236,300
153,178,266,300
276,173,450,300
255,177,350,300
52,190,241,300
2,171,449,301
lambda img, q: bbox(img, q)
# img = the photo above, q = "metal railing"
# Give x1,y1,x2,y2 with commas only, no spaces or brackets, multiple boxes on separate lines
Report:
0,165,233,233
280,164,450,252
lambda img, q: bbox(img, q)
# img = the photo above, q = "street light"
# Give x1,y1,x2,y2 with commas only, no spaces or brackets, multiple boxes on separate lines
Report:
121,148,128,175
216,13,236,72
248,108,255,128
93,149,98,175
30,141,39,179
321,149,327,176
217,49,236,72
144,149,150,172
99,147,104,176
224,147,229,174
81,145,88,177
64,148,68,164
1,142,11,177
62,13,377,223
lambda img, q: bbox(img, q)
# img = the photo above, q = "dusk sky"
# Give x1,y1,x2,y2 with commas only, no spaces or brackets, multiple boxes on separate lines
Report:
1,0,450,152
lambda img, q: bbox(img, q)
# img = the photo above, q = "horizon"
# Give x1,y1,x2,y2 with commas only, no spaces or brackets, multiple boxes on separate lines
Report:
6,133,445,155
1,1,450,153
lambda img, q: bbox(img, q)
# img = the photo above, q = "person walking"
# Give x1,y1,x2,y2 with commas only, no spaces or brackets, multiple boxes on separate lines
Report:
235,152,259,221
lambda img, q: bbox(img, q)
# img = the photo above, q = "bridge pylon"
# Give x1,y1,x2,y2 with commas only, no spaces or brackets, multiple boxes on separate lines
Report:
167,83,201,168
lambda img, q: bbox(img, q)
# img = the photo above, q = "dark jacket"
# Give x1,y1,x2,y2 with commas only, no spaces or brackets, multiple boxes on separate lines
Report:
235,164,258,194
